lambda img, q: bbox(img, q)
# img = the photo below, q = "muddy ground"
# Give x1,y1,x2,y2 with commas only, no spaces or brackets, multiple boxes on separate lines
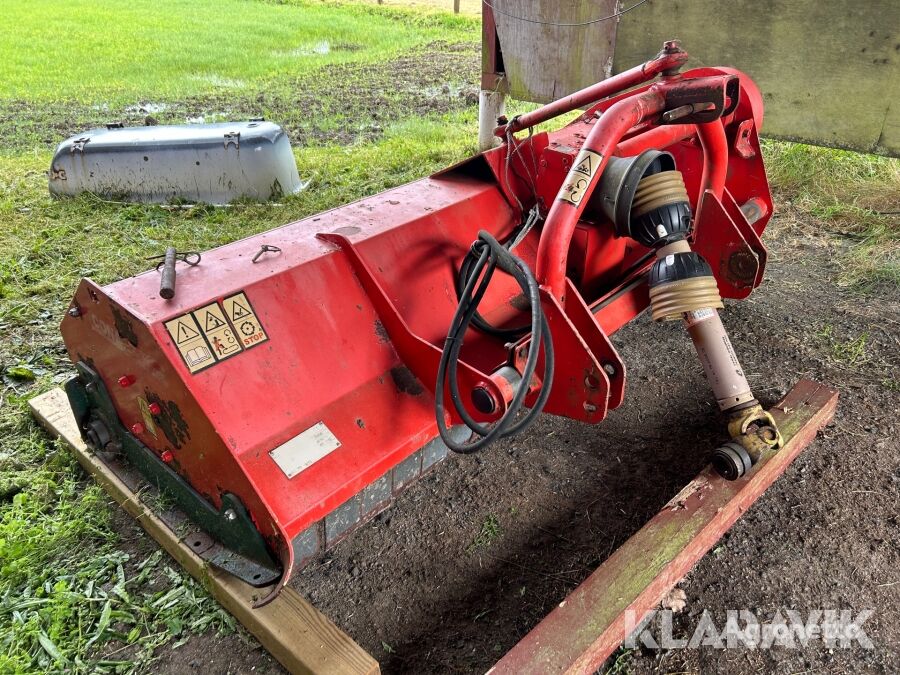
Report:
144,201,899,674
0,42,480,151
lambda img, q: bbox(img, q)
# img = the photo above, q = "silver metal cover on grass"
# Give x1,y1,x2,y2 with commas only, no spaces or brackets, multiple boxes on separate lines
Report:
49,121,303,204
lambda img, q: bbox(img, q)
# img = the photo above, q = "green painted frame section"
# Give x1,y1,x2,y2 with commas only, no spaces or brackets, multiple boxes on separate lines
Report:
65,362,280,582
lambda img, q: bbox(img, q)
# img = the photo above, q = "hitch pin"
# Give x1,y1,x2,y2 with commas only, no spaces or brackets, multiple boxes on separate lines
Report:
662,101,717,123
252,244,282,263
147,248,201,300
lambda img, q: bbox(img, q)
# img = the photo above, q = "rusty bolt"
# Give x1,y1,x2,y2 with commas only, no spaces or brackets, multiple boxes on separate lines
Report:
118,374,135,388
160,449,174,463
68,306,81,318
130,422,144,435
148,402,162,415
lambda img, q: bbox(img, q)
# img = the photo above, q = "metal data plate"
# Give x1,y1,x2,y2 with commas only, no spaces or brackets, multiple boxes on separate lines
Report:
269,422,342,479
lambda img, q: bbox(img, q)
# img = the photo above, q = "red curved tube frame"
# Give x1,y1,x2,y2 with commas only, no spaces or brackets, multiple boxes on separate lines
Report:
494,45,688,138
534,88,667,299
697,120,729,199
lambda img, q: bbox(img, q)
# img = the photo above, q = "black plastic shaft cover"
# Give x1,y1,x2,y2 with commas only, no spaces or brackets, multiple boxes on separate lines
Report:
648,251,714,288
632,200,692,249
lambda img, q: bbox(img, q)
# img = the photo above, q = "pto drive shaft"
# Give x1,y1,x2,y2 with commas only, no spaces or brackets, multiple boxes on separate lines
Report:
607,151,783,479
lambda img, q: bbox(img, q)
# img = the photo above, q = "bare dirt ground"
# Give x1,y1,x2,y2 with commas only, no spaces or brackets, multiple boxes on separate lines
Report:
147,199,899,674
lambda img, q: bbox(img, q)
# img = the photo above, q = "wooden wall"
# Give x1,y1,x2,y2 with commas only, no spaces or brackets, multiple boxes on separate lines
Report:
490,0,619,101
488,0,899,155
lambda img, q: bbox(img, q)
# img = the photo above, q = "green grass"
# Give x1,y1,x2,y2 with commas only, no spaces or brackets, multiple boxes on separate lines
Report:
763,140,900,291
0,0,476,103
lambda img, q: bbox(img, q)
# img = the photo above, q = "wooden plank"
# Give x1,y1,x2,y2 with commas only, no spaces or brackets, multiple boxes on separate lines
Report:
613,0,899,156
29,388,380,675
490,0,618,102
491,379,838,675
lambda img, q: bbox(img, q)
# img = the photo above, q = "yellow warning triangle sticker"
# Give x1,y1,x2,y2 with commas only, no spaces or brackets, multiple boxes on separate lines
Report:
572,154,594,177
229,299,251,321
204,310,225,331
175,320,200,344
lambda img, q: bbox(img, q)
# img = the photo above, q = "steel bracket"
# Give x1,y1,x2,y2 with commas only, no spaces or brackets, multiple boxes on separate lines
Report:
71,137,90,153
316,231,506,425
224,131,240,148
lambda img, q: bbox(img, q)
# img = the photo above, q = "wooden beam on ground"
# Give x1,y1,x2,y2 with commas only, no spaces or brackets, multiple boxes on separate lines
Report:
30,388,380,675
490,379,838,675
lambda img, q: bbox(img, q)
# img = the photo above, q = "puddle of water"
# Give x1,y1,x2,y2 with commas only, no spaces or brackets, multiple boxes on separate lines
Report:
419,83,476,99
189,75,247,89
185,111,231,124
275,40,332,57
125,102,168,114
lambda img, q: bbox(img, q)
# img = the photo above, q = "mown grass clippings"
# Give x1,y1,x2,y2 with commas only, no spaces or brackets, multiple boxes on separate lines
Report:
467,513,503,554
816,324,870,367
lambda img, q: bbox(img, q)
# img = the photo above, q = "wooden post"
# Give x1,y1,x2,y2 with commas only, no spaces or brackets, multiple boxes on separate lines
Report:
478,90,506,151
454,0,460,13
478,2,507,151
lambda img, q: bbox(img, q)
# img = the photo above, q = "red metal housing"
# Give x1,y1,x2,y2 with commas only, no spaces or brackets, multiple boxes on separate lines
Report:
61,49,773,600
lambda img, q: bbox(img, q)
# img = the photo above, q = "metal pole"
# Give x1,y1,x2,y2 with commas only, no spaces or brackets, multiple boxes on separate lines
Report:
478,89,506,151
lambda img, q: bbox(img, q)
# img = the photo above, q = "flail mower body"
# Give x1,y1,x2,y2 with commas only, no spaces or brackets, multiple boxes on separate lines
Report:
61,43,783,604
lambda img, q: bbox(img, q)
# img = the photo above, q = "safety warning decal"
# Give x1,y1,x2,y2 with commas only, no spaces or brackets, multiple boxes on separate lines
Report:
222,292,269,349
191,302,243,361
165,314,217,374
684,307,715,327
164,290,268,374
558,149,603,207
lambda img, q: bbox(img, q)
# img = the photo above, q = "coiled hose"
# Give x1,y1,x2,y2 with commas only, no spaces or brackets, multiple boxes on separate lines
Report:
435,230,554,454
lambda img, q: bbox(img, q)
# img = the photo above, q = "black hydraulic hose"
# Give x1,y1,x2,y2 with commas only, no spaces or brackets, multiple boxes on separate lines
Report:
456,253,529,339
435,230,554,454
453,207,540,339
